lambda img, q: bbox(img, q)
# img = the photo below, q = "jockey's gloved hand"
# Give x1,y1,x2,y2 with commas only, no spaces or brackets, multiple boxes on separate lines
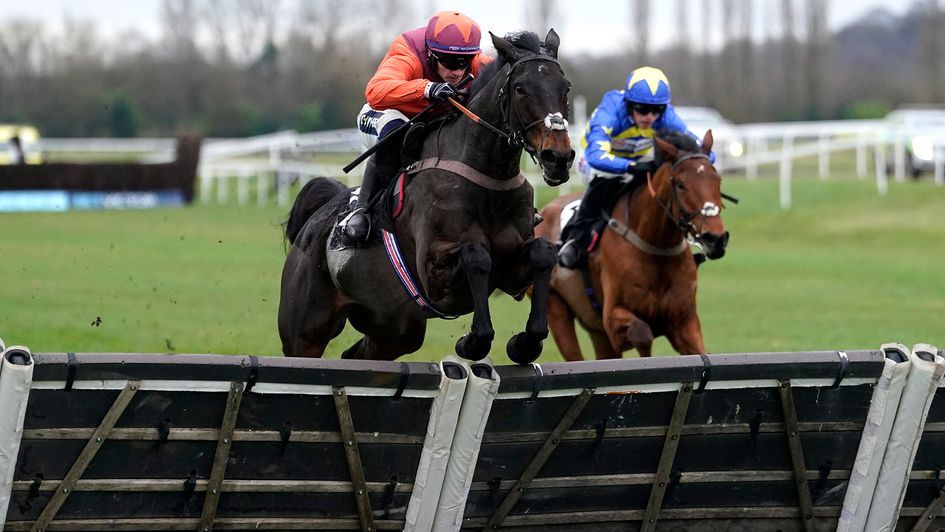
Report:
627,160,658,175
426,82,458,102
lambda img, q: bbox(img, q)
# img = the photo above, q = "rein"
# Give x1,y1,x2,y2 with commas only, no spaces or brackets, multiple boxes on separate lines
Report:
448,54,568,168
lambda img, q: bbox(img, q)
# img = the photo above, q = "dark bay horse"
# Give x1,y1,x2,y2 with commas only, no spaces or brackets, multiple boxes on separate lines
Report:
535,131,728,360
279,30,573,363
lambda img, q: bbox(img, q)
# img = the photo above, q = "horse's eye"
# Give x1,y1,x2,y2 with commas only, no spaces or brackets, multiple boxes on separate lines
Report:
513,83,525,95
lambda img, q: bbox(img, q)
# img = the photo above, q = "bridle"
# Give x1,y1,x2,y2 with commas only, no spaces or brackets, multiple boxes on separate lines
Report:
457,53,569,169
647,152,722,240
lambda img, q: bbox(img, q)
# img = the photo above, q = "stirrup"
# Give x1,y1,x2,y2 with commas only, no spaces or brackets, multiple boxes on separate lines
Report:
339,208,370,240
557,239,582,269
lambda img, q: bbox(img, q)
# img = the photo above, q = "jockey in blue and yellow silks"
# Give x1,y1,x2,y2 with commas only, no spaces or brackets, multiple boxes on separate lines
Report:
557,66,714,269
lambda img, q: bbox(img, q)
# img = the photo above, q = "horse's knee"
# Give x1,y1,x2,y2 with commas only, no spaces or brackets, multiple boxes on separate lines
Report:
459,242,491,276
605,308,653,355
527,238,557,273
626,319,654,350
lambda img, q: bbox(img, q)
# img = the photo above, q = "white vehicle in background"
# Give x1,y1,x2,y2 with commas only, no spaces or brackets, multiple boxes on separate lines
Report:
673,106,745,163
884,106,945,179
0,124,43,164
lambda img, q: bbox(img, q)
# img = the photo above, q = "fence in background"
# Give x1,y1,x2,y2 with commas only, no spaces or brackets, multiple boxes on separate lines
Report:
36,117,945,210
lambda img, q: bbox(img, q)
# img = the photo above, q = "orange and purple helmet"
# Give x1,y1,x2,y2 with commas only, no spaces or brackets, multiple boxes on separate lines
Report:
424,11,481,55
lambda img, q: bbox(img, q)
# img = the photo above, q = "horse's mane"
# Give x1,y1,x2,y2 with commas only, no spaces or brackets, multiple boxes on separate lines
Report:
655,129,700,166
468,31,545,97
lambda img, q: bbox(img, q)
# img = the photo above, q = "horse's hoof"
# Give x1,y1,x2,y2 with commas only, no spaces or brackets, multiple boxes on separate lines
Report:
455,334,491,361
507,332,543,364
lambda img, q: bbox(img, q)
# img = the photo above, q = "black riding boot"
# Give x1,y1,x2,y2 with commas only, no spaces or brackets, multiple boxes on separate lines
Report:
343,127,407,241
557,177,615,268
342,157,381,241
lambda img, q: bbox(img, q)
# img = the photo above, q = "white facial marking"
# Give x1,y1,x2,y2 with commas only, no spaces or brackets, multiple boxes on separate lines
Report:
701,202,720,217
697,164,705,174
544,112,569,131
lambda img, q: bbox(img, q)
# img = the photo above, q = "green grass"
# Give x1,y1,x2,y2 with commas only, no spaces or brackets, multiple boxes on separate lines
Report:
1,161,943,363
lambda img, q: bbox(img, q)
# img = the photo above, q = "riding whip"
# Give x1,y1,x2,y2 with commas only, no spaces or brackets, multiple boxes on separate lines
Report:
343,73,475,174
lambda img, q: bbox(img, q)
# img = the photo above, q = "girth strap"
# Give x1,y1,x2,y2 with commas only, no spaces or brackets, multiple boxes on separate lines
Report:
406,158,526,191
381,229,458,319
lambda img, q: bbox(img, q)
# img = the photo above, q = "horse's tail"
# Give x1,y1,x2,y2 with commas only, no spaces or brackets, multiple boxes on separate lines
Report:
284,177,347,245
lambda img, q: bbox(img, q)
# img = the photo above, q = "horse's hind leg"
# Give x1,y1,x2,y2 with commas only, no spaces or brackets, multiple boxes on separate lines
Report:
346,309,427,361
547,289,583,361
507,238,556,364
454,243,495,361
279,248,347,358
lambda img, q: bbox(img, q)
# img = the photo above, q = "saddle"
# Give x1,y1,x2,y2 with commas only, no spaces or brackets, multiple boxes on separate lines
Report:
332,121,438,251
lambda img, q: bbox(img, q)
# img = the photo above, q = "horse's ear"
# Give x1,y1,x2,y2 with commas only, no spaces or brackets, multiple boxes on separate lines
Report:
543,28,560,58
701,129,714,155
491,31,524,63
654,135,679,161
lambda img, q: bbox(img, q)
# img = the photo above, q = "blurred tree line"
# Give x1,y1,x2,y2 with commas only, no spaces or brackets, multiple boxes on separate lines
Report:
0,0,942,137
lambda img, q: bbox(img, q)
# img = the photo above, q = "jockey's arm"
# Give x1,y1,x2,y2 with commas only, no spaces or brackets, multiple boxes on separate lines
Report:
582,94,646,176
365,38,431,115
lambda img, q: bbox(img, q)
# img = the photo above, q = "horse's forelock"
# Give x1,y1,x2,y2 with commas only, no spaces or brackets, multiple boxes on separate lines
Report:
504,31,543,54
469,31,545,97
655,129,700,166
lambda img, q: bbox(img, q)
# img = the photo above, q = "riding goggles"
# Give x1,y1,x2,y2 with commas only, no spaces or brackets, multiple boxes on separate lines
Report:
630,103,667,116
431,51,473,71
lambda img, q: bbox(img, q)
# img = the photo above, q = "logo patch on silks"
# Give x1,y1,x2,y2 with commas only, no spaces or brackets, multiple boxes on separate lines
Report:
610,137,653,154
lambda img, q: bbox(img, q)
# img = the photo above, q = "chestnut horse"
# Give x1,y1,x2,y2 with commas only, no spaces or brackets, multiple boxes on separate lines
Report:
279,30,573,363
535,131,729,360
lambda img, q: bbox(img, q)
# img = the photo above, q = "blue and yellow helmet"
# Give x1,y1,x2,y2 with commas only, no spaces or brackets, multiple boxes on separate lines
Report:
623,66,671,105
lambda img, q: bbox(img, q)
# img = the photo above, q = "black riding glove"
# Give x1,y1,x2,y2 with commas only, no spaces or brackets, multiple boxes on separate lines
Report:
426,82,458,102
627,160,658,175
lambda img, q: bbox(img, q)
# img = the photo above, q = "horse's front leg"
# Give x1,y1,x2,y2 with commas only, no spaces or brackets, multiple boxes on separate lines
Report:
666,313,706,355
506,238,556,364
605,306,654,357
454,242,495,360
